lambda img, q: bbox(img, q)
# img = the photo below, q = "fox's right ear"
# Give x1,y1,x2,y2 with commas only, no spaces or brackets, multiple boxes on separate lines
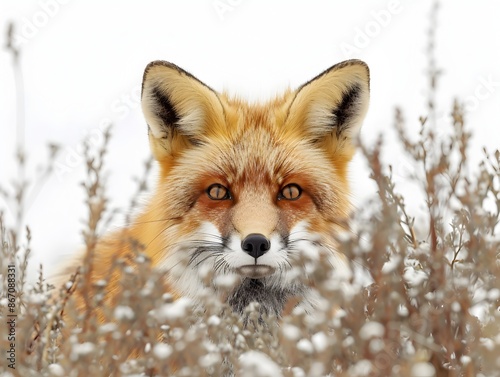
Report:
141,61,225,159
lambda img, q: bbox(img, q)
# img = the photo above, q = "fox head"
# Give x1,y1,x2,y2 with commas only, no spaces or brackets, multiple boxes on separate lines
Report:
140,60,369,316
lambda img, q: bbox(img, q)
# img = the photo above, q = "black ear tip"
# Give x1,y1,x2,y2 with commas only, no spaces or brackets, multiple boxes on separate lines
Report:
342,59,370,88
340,59,369,72
142,61,218,97
144,60,178,75
346,58,369,69
142,60,180,93
296,59,370,94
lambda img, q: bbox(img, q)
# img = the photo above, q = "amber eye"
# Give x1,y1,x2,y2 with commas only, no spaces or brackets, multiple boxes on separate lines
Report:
279,183,302,201
206,184,231,200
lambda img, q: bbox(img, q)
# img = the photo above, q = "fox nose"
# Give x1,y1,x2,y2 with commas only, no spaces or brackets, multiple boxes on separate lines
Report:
241,233,270,259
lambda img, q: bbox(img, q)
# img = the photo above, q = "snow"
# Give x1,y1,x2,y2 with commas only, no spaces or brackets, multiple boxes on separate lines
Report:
309,362,326,376
28,293,46,304
290,367,306,377
480,337,495,351
162,293,174,302
153,343,172,360
235,334,247,349
424,292,435,300
198,353,221,368
48,363,65,377
381,255,401,274
120,361,142,375
334,308,347,318
487,288,500,301
368,338,385,353
299,242,321,262
296,339,314,355
342,336,355,348
460,355,471,365
348,360,373,376
311,331,329,352
98,322,118,334
340,281,362,301
291,306,306,316
113,305,135,321
410,362,436,377
398,305,409,317
282,324,301,341
239,351,283,377
359,321,385,340
124,266,134,274
207,315,221,326
472,287,488,304
152,297,193,322
94,279,107,288
403,266,428,287
70,342,95,361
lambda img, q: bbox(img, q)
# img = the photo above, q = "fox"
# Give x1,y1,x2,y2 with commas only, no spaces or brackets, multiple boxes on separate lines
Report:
63,59,370,322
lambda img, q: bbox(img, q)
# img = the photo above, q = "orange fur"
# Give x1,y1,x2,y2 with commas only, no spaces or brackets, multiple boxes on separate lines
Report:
63,59,370,325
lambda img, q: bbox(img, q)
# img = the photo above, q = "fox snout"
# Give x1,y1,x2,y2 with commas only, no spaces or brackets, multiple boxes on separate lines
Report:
241,233,271,259
237,233,275,279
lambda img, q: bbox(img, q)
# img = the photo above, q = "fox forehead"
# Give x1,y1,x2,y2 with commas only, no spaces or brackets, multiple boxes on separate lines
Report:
170,97,337,181
171,124,339,196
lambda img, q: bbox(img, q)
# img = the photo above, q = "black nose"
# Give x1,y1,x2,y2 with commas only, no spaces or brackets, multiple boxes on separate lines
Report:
241,233,270,259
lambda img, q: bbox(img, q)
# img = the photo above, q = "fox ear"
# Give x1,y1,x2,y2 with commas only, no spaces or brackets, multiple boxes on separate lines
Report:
286,60,369,147
141,61,224,157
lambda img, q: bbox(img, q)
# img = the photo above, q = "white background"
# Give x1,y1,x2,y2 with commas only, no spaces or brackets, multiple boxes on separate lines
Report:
0,0,499,277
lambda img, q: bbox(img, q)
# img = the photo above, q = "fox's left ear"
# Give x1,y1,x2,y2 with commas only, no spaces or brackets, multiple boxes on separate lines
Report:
286,60,370,147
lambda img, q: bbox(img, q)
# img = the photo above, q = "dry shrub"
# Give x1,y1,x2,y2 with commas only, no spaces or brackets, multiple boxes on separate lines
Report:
1,3,499,377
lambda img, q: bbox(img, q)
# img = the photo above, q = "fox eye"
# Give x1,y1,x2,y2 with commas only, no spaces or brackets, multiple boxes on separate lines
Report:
279,183,302,201
207,184,231,200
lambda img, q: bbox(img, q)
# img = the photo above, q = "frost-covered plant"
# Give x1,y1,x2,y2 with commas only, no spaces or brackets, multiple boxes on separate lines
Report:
1,2,500,376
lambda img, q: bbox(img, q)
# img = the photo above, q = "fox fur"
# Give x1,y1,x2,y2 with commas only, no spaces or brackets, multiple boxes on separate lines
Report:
64,59,370,321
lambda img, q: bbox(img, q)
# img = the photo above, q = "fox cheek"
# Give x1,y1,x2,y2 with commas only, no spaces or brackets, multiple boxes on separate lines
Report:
187,200,231,237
